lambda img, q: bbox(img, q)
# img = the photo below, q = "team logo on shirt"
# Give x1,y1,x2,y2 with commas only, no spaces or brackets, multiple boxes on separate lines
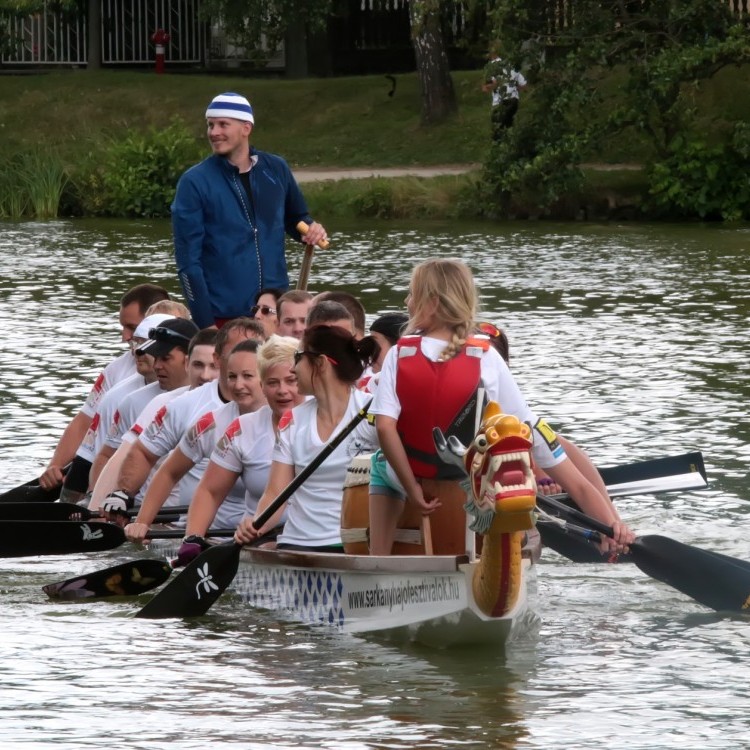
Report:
107,410,121,439
214,418,241,459
80,413,99,453
278,410,294,431
143,405,169,441
533,418,564,458
185,412,216,448
153,405,168,428
84,372,106,410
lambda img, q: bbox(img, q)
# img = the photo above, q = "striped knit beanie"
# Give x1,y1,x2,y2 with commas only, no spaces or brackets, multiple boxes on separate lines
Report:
205,92,254,124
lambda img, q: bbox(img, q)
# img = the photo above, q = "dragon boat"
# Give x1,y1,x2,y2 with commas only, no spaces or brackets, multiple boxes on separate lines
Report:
149,402,541,647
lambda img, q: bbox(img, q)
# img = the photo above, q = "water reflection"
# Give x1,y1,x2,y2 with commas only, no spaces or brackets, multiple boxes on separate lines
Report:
1,218,750,748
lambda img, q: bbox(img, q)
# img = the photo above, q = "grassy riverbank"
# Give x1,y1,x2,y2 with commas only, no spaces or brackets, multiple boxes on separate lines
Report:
1,68,747,220
0,70,491,167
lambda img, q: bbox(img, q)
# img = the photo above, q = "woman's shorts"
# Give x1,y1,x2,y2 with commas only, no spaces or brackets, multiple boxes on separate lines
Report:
368,449,406,500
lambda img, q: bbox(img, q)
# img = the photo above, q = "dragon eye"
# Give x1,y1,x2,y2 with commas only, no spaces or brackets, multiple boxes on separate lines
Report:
474,435,489,453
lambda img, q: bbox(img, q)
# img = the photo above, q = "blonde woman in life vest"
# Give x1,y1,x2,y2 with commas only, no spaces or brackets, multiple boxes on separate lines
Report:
367,258,635,556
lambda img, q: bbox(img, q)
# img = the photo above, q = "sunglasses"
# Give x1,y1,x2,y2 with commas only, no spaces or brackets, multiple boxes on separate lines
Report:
148,326,193,343
293,350,339,366
476,321,503,338
250,304,277,317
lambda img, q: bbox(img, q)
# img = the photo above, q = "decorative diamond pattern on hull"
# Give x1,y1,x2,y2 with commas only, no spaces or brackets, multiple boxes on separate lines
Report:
236,565,346,628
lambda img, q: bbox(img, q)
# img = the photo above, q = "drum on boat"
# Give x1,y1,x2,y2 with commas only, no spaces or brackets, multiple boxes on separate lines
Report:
340,453,468,556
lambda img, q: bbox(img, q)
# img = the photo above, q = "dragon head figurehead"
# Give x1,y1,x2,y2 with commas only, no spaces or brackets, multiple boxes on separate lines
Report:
463,401,537,534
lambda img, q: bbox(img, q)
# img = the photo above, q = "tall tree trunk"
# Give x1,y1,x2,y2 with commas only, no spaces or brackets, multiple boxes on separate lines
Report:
87,0,101,69
408,0,457,124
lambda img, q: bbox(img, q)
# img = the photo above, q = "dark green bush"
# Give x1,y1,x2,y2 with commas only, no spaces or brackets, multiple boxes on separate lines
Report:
648,123,750,221
88,118,202,218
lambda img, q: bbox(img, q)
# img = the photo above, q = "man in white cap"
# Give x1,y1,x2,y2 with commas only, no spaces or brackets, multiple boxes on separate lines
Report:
172,92,328,329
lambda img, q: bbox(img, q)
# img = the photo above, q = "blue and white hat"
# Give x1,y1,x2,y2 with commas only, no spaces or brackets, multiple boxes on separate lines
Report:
205,92,254,124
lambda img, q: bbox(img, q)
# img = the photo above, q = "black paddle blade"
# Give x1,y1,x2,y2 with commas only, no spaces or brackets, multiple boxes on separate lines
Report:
43,559,172,600
135,542,241,619
0,520,124,557
632,535,750,612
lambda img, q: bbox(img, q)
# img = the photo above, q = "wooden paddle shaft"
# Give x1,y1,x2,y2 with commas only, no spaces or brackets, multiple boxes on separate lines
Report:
296,221,329,291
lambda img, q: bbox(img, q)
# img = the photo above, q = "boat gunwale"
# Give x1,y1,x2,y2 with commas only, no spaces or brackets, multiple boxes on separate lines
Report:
238,546,470,573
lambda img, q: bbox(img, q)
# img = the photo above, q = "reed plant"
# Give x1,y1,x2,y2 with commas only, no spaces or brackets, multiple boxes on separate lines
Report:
21,152,69,219
0,156,29,219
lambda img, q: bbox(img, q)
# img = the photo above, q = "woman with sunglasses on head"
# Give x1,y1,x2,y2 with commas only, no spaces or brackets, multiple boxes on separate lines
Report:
250,287,283,338
235,324,379,552
368,258,635,557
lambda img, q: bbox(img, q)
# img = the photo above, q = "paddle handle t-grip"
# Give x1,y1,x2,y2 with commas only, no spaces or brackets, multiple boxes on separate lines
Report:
296,221,329,250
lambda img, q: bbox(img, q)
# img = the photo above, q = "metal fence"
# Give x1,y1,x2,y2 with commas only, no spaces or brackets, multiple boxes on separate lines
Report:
727,0,750,14
2,1,749,67
1,0,204,65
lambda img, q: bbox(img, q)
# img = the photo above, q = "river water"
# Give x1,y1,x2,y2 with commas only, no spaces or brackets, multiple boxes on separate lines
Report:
0,219,749,749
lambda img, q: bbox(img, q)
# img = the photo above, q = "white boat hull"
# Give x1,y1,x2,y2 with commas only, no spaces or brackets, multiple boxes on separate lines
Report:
231,548,536,648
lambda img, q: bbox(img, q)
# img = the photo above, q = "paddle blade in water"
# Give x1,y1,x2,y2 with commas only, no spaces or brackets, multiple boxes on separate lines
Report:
632,535,750,612
43,559,172,600
136,543,241,619
0,520,124,557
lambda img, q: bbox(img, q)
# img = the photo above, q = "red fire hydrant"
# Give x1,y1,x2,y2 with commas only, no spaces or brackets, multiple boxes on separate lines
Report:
151,28,170,74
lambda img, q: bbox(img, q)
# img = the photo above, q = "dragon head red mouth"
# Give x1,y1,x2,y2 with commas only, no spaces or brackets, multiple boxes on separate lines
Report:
464,403,536,522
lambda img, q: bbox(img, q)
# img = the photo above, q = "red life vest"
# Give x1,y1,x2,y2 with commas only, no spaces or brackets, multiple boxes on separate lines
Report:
395,335,489,479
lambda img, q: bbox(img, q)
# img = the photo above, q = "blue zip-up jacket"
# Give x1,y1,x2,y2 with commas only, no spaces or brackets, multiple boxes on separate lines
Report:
171,148,313,327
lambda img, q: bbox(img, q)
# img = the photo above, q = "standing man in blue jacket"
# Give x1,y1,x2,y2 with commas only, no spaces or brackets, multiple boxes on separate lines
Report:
172,92,328,328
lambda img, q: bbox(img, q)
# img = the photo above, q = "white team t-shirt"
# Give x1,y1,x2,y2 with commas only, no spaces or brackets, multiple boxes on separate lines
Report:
370,335,566,470
273,389,377,548
81,351,137,418
138,380,228,508
209,404,277,520
139,381,224,459
103,381,164,451
178,400,246,529
77,373,145,462
123,386,189,507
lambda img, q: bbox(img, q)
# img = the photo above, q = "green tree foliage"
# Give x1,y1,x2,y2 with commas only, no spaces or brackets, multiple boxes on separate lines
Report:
648,123,750,220
482,0,750,219
204,0,458,122
201,0,330,66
